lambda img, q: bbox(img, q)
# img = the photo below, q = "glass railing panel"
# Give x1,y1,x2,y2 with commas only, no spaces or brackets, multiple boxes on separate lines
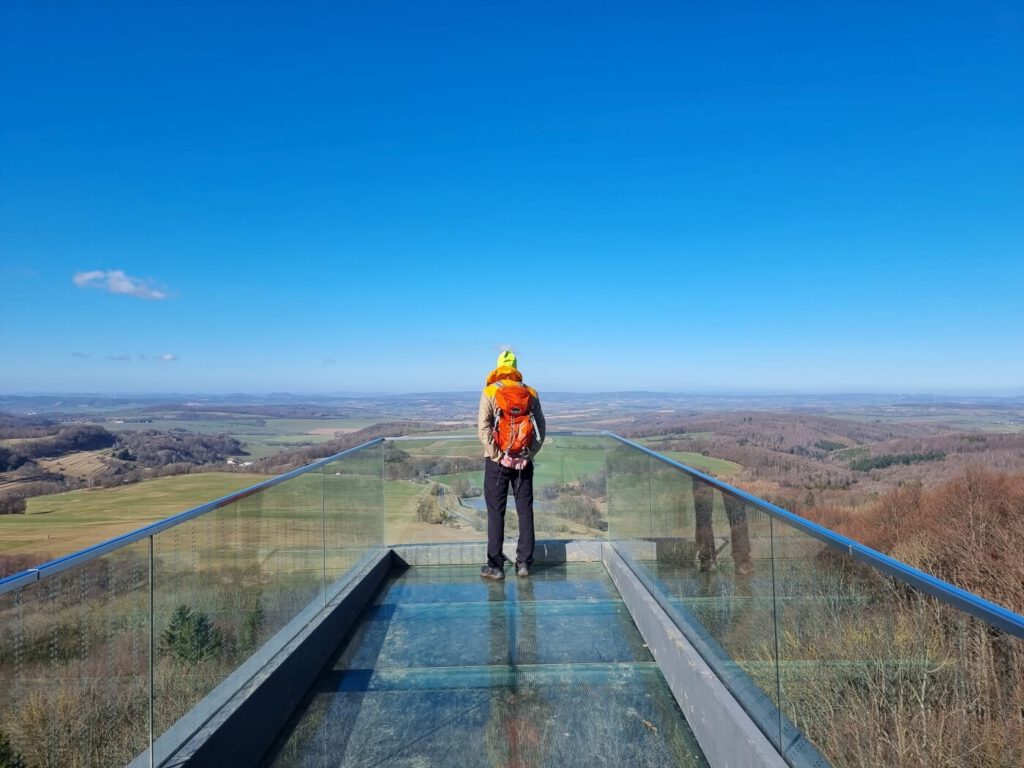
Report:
323,441,385,585
0,542,151,766
663,472,782,749
609,449,785,751
384,436,487,544
773,520,1024,767
532,435,609,539
151,469,325,758
384,435,610,545
606,441,652,546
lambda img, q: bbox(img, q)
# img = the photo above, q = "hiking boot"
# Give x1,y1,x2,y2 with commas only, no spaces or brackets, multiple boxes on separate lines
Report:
480,565,505,581
516,563,530,578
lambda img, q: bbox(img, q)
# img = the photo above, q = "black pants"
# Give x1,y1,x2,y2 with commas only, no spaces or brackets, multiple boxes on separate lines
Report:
484,459,535,568
692,481,752,569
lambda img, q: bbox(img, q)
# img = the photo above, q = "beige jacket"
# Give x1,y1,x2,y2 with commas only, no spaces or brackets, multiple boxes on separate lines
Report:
477,366,546,462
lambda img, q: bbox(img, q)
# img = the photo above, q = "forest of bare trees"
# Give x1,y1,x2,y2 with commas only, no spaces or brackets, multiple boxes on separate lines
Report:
0,419,246,514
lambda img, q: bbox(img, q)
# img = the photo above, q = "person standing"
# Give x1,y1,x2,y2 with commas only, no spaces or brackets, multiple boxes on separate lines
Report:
477,350,546,579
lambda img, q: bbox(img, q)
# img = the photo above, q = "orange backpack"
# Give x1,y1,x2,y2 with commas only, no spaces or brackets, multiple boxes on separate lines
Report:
493,382,536,457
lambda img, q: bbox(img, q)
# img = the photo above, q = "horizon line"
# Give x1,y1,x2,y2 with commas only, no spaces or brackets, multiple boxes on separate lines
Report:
2,389,1024,400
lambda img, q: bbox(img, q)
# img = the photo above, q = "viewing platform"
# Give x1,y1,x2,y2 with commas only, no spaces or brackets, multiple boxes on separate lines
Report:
265,562,706,767
1,434,1022,767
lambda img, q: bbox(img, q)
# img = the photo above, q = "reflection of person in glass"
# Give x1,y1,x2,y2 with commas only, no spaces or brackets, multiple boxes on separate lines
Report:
692,482,753,575
484,579,552,767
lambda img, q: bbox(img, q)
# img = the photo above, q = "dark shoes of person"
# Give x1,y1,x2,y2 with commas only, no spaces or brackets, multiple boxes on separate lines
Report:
516,563,530,578
480,565,505,580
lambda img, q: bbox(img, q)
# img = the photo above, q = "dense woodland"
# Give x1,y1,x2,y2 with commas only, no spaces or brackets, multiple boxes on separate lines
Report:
0,417,245,514
621,411,1024,510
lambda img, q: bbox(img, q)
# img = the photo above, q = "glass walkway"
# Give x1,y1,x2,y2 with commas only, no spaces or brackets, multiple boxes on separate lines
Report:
1,432,1022,767
263,563,707,767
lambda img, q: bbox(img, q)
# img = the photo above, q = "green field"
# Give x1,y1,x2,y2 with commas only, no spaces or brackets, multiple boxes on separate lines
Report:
533,439,607,485
430,469,486,487
396,439,483,458
0,472,269,561
654,451,741,478
634,437,741,478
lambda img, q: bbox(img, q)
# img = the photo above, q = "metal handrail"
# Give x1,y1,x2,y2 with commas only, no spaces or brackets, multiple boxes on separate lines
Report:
606,433,1024,639
0,438,385,596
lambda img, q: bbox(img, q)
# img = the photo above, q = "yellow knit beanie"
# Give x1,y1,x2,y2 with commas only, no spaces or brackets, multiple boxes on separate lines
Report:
496,350,517,369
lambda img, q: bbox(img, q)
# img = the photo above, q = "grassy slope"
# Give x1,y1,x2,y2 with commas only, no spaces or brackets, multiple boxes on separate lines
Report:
655,451,742,478
399,439,483,458
0,472,268,560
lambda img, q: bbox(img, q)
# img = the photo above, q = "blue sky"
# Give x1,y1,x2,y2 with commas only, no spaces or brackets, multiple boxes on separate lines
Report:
1,1,1021,394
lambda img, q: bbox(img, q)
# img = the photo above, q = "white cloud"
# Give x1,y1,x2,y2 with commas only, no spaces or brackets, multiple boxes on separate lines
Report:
94,351,176,362
323,357,337,366
73,270,105,286
73,269,170,300
71,352,90,358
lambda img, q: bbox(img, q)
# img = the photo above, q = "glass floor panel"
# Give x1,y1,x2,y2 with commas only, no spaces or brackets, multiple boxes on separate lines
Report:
263,563,708,767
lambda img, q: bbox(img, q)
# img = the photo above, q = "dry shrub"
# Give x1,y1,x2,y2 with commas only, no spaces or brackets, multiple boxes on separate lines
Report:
783,594,1023,767
796,468,1024,766
814,468,1024,614
0,555,52,581
7,677,147,767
